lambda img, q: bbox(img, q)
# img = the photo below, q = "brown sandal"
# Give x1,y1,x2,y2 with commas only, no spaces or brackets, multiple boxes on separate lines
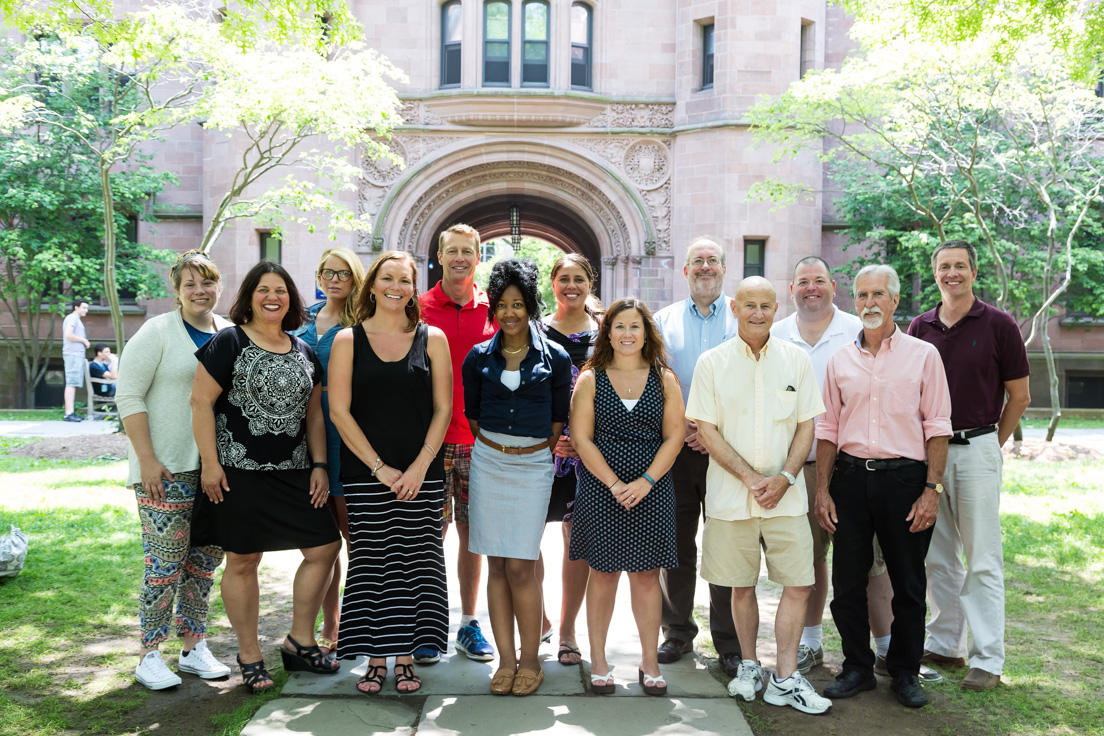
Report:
512,667,544,696
490,667,516,695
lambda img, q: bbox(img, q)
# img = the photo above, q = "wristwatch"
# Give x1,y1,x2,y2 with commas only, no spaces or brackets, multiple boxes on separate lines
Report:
780,470,797,486
925,482,944,494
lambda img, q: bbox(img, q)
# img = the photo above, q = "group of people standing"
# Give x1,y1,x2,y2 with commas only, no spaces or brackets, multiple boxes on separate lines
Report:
115,228,1027,715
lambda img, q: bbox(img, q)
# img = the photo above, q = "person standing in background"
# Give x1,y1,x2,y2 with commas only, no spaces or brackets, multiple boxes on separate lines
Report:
62,299,91,422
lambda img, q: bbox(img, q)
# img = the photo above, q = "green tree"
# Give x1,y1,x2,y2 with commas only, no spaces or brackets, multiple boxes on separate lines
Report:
474,238,563,314
0,45,173,406
0,0,403,351
749,34,1104,438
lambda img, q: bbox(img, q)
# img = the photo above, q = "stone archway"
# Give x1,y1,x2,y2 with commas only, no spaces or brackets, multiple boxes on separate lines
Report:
424,193,604,296
364,138,665,303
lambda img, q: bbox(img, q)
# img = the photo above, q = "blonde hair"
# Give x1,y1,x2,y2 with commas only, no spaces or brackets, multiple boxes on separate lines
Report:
170,249,221,309
438,223,481,253
316,247,366,328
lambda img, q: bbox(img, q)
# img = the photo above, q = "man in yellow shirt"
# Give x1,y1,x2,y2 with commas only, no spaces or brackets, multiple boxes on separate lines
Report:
687,276,830,716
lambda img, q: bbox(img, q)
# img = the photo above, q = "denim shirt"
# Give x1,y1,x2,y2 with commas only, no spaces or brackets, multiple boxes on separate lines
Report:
462,322,573,438
290,302,341,386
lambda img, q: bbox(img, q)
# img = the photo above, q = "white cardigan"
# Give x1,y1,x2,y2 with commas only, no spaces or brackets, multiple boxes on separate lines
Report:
116,310,233,487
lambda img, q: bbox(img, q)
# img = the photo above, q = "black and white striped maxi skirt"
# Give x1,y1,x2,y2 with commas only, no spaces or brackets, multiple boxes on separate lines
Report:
336,476,448,658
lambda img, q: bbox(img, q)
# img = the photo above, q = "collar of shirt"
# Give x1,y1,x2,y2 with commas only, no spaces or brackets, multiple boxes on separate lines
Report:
689,292,730,321
482,321,551,378
919,297,987,326
731,332,772,360
777,306,851,348
855,324,901,355
425,281,488,312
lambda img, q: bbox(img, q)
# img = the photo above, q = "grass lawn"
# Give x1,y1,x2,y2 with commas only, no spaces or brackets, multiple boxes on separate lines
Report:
0,409,65,422
1020,416,1104,430
0,449,282,736
1,444,1101,735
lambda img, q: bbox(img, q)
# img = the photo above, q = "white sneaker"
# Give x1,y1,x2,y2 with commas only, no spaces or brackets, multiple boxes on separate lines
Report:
765,671,833,715
178,641,232,679
727,659,765,701
135,651,182,690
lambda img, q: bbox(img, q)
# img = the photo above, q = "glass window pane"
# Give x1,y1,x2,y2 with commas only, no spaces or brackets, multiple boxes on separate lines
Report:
486,2,509,40
571,4,590,45
485,41,509,60
704,24,714,54
524,2,548,41
524,42,547,61
445,4,462,43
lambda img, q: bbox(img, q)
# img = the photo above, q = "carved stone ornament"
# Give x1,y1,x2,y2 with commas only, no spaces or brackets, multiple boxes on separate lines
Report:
588,103,675,129
396,161,633,257
623,139,671,190
363,137,407,187
397,100,445,127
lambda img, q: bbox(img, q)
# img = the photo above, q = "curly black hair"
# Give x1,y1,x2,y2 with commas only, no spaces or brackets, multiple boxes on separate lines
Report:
486,258,544,325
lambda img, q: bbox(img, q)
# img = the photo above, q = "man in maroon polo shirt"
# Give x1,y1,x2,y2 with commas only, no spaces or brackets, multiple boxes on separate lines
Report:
419,223,498,663
908,240,1031,691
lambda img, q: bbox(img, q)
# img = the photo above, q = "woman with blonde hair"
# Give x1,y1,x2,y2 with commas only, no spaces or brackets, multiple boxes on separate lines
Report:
328,251,453,694
119,249,234,690
292,246,366,655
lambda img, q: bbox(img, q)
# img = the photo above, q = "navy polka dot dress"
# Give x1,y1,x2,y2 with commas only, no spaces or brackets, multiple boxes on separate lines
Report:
569,368,677,573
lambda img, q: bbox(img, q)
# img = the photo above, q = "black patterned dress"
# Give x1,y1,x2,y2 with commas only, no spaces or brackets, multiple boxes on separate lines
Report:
569,369,677,573
191,326,339,554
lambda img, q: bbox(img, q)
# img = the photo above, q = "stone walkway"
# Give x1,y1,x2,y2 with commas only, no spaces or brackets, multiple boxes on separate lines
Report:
243,528,752,736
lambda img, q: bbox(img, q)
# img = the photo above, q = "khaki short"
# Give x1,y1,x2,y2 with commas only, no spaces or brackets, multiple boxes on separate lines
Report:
701,514,814,588
804,463,887,577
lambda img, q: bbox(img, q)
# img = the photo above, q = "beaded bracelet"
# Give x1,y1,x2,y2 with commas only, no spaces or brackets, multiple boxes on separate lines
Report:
371,457,384,477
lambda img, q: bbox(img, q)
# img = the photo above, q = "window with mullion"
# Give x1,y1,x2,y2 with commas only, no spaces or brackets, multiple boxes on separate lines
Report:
743,239,765,278
570,2,592,90
441,1,462,87
522,1,549,86
483,1,511,86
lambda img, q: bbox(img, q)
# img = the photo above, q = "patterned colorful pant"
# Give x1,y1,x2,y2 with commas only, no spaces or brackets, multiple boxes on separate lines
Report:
135,471,224,647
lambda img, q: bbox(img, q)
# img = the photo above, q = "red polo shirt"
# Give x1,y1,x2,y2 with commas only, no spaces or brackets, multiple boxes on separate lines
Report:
908,298,1030,431
420,281,497,444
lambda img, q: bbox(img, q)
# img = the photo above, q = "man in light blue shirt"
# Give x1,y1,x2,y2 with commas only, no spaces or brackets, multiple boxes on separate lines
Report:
653,236,741,673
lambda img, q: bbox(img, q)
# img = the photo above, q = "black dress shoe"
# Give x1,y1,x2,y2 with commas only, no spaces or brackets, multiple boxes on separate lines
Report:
657,638,692,664
719,651,742,678
891,675,929,708
823,669,877,699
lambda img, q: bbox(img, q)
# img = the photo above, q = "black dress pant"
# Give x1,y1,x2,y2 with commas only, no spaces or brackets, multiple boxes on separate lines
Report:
829,458,934,679
659,445,740,656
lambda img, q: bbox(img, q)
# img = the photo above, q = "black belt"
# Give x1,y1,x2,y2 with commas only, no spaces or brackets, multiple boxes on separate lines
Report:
949,425,997,445
837,452,924,471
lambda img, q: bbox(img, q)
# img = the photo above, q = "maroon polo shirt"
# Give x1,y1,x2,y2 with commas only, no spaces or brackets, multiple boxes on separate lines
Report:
908,298,1030,431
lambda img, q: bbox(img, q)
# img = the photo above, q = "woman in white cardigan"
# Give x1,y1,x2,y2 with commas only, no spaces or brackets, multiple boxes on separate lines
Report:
117,250,234,691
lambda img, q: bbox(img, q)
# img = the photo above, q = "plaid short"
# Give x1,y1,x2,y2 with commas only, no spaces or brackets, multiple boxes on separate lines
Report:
443,442,472,525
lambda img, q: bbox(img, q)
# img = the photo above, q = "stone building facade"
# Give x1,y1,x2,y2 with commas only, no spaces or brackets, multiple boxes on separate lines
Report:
2,0,1101,409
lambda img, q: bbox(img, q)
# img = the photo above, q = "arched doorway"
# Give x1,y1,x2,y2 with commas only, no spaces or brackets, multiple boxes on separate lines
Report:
425,193,603,297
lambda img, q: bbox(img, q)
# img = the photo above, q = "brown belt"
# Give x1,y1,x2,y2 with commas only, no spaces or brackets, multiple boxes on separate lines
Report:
477,431,549,455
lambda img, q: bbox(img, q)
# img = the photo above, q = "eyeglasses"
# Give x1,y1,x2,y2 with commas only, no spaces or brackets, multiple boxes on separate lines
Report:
320,269,353,282
690,257,722,267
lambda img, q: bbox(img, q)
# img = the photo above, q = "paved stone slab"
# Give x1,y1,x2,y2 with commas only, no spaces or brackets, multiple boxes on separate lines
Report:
417,695,754,736
0,419,117,437
579,648,726,699
242,697,421,736
284,649,587,697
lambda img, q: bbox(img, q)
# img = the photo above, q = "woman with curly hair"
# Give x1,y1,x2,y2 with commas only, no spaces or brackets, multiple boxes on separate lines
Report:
291,246,366,657
569,297,684,697
461,258,573,697
327,251,452,695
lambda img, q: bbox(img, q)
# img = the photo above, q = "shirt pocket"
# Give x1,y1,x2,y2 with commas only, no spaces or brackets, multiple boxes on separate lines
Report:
774,389,798,422
885,379,921,417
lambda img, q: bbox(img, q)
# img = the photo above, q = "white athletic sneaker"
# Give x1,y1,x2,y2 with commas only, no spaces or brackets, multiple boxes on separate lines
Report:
764,671,833,715
178,641,232,679
727,660,765,701
135,651,182,690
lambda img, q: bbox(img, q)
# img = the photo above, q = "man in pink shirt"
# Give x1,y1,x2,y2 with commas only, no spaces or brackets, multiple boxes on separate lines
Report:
815,265,952,709
419,224,498,663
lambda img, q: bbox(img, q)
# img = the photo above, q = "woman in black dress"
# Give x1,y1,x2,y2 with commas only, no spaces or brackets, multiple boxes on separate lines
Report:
569,298,684,696
327,251,452,695
540,253,601,666
191,261,341,693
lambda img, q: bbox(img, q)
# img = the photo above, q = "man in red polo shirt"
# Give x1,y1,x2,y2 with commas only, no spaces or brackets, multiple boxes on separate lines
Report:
908,240,1031,691
419,223,498,663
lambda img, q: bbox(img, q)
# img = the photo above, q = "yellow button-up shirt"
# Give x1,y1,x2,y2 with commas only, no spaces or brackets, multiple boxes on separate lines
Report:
686,335,824,520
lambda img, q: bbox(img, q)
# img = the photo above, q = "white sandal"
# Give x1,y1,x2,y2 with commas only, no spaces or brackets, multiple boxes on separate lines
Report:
590,670,615,694
639,668,667,696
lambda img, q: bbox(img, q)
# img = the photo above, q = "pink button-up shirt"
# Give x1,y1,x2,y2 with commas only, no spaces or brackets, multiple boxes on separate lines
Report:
816,327,952,461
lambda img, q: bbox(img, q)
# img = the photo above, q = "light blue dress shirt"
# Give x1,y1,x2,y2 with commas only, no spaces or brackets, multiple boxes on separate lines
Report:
654,292,738,403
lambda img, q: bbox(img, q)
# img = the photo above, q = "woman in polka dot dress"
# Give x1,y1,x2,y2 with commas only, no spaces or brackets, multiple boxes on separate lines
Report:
568,298,684,696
